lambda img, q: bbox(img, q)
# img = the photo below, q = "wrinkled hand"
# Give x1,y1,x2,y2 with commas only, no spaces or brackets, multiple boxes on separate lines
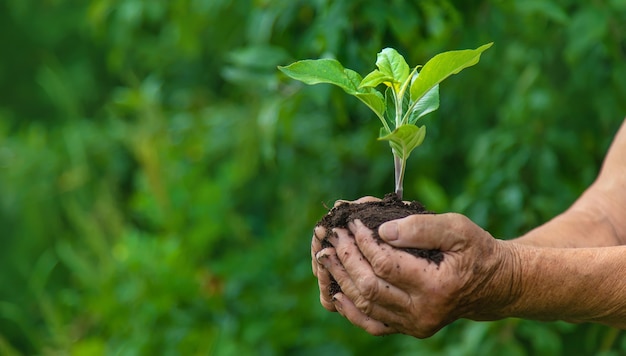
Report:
315,212,518,338
311,197,381,312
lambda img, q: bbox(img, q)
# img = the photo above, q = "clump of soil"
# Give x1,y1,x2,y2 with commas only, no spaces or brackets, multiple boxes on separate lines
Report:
316,193,444,295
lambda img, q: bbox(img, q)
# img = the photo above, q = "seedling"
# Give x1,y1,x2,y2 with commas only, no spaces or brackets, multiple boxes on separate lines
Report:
278,43,492,199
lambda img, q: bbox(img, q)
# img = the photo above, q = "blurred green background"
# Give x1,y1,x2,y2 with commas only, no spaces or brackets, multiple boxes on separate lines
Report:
1,0,625,354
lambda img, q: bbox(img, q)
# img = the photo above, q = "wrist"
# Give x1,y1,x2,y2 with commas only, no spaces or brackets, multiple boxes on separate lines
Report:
478,242,582,322
461,239,524,322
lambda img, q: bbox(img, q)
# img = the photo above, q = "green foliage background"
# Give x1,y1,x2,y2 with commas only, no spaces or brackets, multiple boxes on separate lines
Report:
1,0,625,354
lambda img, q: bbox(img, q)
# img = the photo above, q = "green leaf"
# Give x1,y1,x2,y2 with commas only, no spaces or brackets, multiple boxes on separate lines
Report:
355,92,386,120
278,58,359,94
360,69,393,88
410,42,492,103
384,87,396,129
408,84,439,124
376,48,410,88
378,124,426,160
342,66,366,90
343,68,387,121
278,58,386,121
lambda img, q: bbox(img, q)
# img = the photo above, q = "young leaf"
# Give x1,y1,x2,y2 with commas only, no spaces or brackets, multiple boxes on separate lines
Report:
408,84,439,124
355,91,386,122
383,87,396,129
278,58,386,122
376,48,410,89
343,68,386,121
410,43,493,103
378,124,426,161
360,70,393,89
278,58,360,94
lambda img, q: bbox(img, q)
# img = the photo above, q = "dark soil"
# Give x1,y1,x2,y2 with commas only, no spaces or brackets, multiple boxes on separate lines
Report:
316,193,444,296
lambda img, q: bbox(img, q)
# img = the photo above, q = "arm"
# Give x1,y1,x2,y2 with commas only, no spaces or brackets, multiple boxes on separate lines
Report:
515,119,626,247
498,242,626,327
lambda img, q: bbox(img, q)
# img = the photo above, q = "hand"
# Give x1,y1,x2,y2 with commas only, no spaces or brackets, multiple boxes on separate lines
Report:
311,197,381,313
316,213,519,338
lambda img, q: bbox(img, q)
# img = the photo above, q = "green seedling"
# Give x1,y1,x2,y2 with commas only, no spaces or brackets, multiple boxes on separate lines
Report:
278,43,492,199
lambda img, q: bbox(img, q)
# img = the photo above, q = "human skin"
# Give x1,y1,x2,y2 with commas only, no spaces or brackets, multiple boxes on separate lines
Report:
311,119,626,337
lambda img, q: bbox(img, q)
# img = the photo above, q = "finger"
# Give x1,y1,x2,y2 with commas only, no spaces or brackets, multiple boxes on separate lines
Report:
312,253,318,277
352,196,381,204
333,196,380,208
315,248,338,312
312,226,329,277
311,227,327,276
350,219,433,284
314,225,327,242
378,213,466,250
317,241,360,300
332,293,396,336
333,199,350,208
313,226,336,309
331,227,411,309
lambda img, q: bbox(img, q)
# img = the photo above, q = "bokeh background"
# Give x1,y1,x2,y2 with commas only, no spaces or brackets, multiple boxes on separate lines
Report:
1,0,626,354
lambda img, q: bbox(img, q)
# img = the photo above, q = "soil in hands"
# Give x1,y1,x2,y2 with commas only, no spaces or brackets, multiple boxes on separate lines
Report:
316,193,444,296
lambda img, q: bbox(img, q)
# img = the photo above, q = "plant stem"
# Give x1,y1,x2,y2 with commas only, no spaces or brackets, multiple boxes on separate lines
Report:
394,154,405,200
391,84,407,200
394,89,403,128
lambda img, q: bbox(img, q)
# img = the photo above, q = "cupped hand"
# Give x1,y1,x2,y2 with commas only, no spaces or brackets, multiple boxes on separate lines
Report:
311,196,381,312
316,213,520,338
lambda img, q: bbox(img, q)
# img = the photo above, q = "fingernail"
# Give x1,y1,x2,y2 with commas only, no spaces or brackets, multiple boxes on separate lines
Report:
316,251,329,265
329,229,339,241
347,220,358,231
314,226,325,238
334,199,349,208
332,295,342,311
379,221,398,241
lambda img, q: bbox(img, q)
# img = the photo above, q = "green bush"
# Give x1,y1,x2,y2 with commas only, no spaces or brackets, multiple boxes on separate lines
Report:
1,0,625,354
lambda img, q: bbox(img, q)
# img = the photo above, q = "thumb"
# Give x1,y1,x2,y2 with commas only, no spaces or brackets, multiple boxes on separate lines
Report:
378,214,441,250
